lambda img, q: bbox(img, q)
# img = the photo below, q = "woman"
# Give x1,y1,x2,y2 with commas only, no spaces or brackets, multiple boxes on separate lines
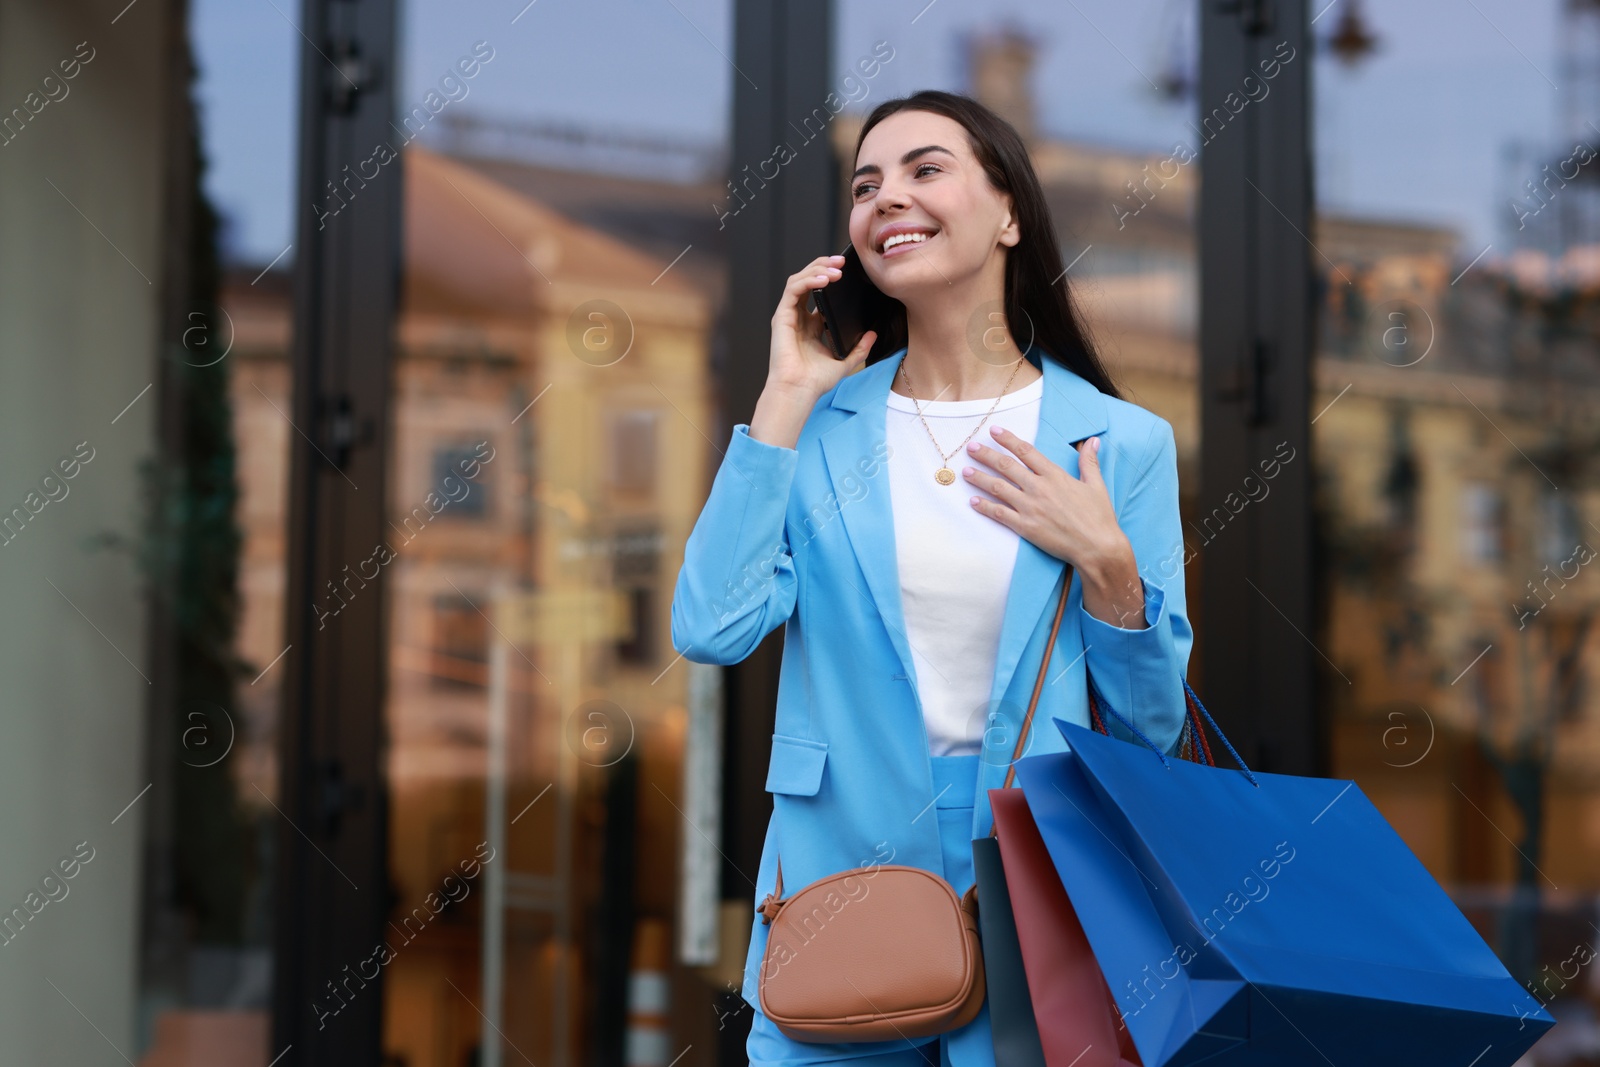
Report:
671,91,1192,1067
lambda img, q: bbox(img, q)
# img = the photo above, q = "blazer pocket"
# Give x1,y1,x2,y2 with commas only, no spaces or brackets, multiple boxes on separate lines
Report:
764,733,828,796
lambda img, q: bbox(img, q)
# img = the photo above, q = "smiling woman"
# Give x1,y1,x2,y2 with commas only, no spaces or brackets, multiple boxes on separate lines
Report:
674,88,1193,1067
833,94,1118,398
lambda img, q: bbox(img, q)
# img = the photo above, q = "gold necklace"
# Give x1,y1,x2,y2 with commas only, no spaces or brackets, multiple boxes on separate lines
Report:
898,355,1025,485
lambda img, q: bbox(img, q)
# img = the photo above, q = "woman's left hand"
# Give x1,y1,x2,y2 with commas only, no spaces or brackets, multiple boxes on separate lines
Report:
963,427,1148,630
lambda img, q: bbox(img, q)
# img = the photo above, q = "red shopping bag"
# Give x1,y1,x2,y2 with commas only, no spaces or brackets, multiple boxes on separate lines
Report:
990,787,1141,1067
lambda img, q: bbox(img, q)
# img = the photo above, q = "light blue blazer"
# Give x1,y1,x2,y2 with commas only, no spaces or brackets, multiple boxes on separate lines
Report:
670,345,1192,1023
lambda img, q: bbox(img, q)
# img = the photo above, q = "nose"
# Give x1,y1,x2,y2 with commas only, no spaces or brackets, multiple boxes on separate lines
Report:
874,172,913,212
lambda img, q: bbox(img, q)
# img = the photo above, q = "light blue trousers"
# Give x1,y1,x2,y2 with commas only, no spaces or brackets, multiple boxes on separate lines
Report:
747,754,991,1067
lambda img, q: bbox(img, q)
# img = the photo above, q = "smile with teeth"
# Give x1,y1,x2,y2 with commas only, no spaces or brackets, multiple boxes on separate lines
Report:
881,231,936,254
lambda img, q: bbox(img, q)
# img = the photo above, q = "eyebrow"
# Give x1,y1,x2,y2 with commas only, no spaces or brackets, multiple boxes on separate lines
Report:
851,144,956,181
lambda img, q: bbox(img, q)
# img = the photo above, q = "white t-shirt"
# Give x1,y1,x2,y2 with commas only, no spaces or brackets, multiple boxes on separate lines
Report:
885,373,1045,756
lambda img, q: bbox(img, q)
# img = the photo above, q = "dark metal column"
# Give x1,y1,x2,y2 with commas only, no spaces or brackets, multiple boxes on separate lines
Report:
717,0,837,1059
271,0,400,1062
1197,0,1318,775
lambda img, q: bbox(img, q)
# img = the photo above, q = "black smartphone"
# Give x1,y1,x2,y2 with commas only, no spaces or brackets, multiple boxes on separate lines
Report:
809,244,883,360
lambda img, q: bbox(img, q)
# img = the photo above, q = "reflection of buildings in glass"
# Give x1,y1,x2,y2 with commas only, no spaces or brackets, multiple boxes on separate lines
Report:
228,268,294,810
1312,229,1600,913
224,144,714,1067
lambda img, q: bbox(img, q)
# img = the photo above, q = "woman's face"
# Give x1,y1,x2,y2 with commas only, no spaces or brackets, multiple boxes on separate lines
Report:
848,109,1019,302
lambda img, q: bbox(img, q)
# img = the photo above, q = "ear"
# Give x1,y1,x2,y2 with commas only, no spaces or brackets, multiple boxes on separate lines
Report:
998,194,1021,248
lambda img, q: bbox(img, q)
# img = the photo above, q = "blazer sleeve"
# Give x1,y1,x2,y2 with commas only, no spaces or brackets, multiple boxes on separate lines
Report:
670,422,800,665
1078,418,1193,756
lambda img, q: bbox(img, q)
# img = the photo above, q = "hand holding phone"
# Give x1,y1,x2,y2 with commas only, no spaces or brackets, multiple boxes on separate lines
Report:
765,252,878,402
752,253,880,449
808,245,880,361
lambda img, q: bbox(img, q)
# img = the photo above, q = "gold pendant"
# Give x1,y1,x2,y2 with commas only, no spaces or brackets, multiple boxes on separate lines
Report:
934,467,956,485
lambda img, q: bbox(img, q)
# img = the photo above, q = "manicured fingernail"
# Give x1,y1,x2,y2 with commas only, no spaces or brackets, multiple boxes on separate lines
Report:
970,497,981,506
967,441,980,453
962,466,975,476
1091,436,1101,452
992,426,1006,436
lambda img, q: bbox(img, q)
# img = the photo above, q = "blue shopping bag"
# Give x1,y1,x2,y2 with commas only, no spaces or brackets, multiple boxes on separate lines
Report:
1013,681,1555,1067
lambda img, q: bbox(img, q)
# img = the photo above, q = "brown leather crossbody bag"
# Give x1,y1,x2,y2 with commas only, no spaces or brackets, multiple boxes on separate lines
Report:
754,570,1079,1042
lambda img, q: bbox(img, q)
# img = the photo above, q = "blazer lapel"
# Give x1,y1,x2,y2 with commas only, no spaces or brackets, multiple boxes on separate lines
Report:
985,353,1109,714
820,349,920,685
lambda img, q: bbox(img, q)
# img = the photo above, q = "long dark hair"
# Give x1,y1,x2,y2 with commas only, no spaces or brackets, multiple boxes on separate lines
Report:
851,90,1120,400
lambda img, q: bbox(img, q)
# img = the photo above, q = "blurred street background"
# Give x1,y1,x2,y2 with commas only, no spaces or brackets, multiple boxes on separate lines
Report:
2,0,1599,1064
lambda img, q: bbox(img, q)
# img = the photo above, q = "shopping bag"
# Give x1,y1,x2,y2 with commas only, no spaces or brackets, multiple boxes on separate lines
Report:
1014,680,1556,1067
989,787,1141,1067
972,835,1048,1067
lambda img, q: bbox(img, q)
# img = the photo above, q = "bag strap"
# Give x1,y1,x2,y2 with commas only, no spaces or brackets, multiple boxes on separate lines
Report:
1001,564,1074,791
